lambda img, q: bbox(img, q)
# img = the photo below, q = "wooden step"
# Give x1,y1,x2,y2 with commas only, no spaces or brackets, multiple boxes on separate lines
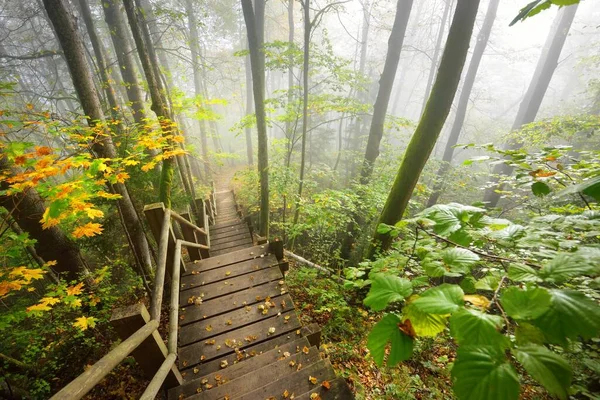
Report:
180,281,291,326
211,245,253,257
210,232,251,246
184,346,321,400
182,254,279,286
295,378,354,399
179,266,283,307
233,359,338,400
168,337,311,400
185,245,268,273
180,293,295,346
178,308,301,370
211,220,246,230
210,237,253,252
211,227,251,241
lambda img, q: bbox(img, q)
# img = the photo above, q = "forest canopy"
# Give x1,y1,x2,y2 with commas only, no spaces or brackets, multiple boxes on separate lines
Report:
0,0,599,399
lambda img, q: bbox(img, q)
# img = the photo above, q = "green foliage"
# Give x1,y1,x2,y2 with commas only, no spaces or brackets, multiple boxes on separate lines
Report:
510,0,580,26
358,202,600,399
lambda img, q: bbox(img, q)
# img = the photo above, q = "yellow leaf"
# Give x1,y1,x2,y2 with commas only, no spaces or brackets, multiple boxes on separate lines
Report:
67,282,85,296
42,297,60,306
115,172,130,183
85,208,104,219
97,191,121,200
123,159,140,166
73,316,97,331
72,222,103,238
27,303,51,312
464,294,490,310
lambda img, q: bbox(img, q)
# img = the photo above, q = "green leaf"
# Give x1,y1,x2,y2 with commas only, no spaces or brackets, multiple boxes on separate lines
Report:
550,0,579,5
423,260,446,277
513,344,572,400
558,176,600,202
507,264,540,282
412,284,464,314
363,274,412,311
515,322,546,345
531,181,551,197
450,309,508,348
441,247,479,274
533,289,600,345
452,346,520,400
538,250,599,283
402,303,448,337
367,314,414,366
500,287,551,320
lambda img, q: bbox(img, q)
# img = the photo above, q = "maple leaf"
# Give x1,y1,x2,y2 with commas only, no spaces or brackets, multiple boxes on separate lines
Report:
35,146,52,156
72,222,103,238
10,267,45,283
97,191,121,199
0,280,24,298
42,297,60,306
85,208,104,219
73,316,97,331
27,303,51,312
115,172,130,183
123,159,140,166
67,282,85,296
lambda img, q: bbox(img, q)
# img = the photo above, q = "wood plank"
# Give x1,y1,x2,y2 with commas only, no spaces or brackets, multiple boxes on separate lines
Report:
210,239,253,253
185,347,321,400
186,245,268,272
181,254,279,286
168,338,310,400
211,220,247,230
212,245,253,256
233,359,337,400
179,294,295,346
211,227,251,241
179,267,282,306
182,329,302,377
179,281,290,325
178,309,301,368
210,232,251,246
296,378,354,400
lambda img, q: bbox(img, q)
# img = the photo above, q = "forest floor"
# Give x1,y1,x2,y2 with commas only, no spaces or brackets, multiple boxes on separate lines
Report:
285,264,553,400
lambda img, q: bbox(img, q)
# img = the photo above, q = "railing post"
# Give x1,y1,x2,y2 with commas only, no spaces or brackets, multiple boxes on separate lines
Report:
143,203,185,275
179,207,202,262
205,197,214,225
211,181,217,216
110,304,182,388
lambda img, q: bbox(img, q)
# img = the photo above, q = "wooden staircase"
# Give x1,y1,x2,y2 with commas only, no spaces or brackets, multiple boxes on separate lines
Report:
169,190,352,400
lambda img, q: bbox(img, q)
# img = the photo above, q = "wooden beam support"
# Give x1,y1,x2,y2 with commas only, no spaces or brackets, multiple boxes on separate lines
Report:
143,203,185,275
110,303,182,388
179,208,201,261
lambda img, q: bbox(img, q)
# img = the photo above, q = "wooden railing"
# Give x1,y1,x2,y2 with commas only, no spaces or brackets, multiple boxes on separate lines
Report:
50,188,217,399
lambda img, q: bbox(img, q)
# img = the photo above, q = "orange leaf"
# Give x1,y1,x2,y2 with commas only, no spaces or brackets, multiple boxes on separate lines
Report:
67,282,85,296
72,222,103,238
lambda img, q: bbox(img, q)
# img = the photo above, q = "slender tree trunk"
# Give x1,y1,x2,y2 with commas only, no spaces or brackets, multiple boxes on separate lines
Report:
40,0,154,279
0,156,87,280
427,0,499,207
242,0,269,237
185,0,211,177
420,0,452,117
359,0,413,183
292,0,310,228
77,0,121,124
102,0,146,126
284,0,294,147
243,34,255,165
483,4,578,207
122,0,176,207
369,0,480,258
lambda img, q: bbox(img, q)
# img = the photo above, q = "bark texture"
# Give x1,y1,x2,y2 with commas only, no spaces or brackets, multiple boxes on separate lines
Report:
370,0,480,257
241,0,269,237
43,0,153,278
427,0,499,207
359,0,413,183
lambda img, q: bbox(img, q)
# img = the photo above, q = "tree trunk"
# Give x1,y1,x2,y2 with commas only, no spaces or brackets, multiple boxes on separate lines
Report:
244,36,255,165
284,0,295,145
427,0,499,207
0,156,87,280
185,0,211,177
102,0,146,126
420,0,452,117
43,0,153,278
77,0,121,123
291,0,310,228
122,0,176,208
359,0,413,183
369,0,480,258
483,4,578,207
241,0,269,237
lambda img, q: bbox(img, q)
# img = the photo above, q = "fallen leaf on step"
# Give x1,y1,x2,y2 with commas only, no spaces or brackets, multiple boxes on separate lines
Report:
322,380,331,390
309,376,318,385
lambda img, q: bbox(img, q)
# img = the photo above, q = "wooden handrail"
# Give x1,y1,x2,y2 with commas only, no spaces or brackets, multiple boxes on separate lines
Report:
51,194,216,399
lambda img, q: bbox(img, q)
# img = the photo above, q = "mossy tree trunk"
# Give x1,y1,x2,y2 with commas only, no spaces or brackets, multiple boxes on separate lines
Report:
369,0,481,258
241,0,269,237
